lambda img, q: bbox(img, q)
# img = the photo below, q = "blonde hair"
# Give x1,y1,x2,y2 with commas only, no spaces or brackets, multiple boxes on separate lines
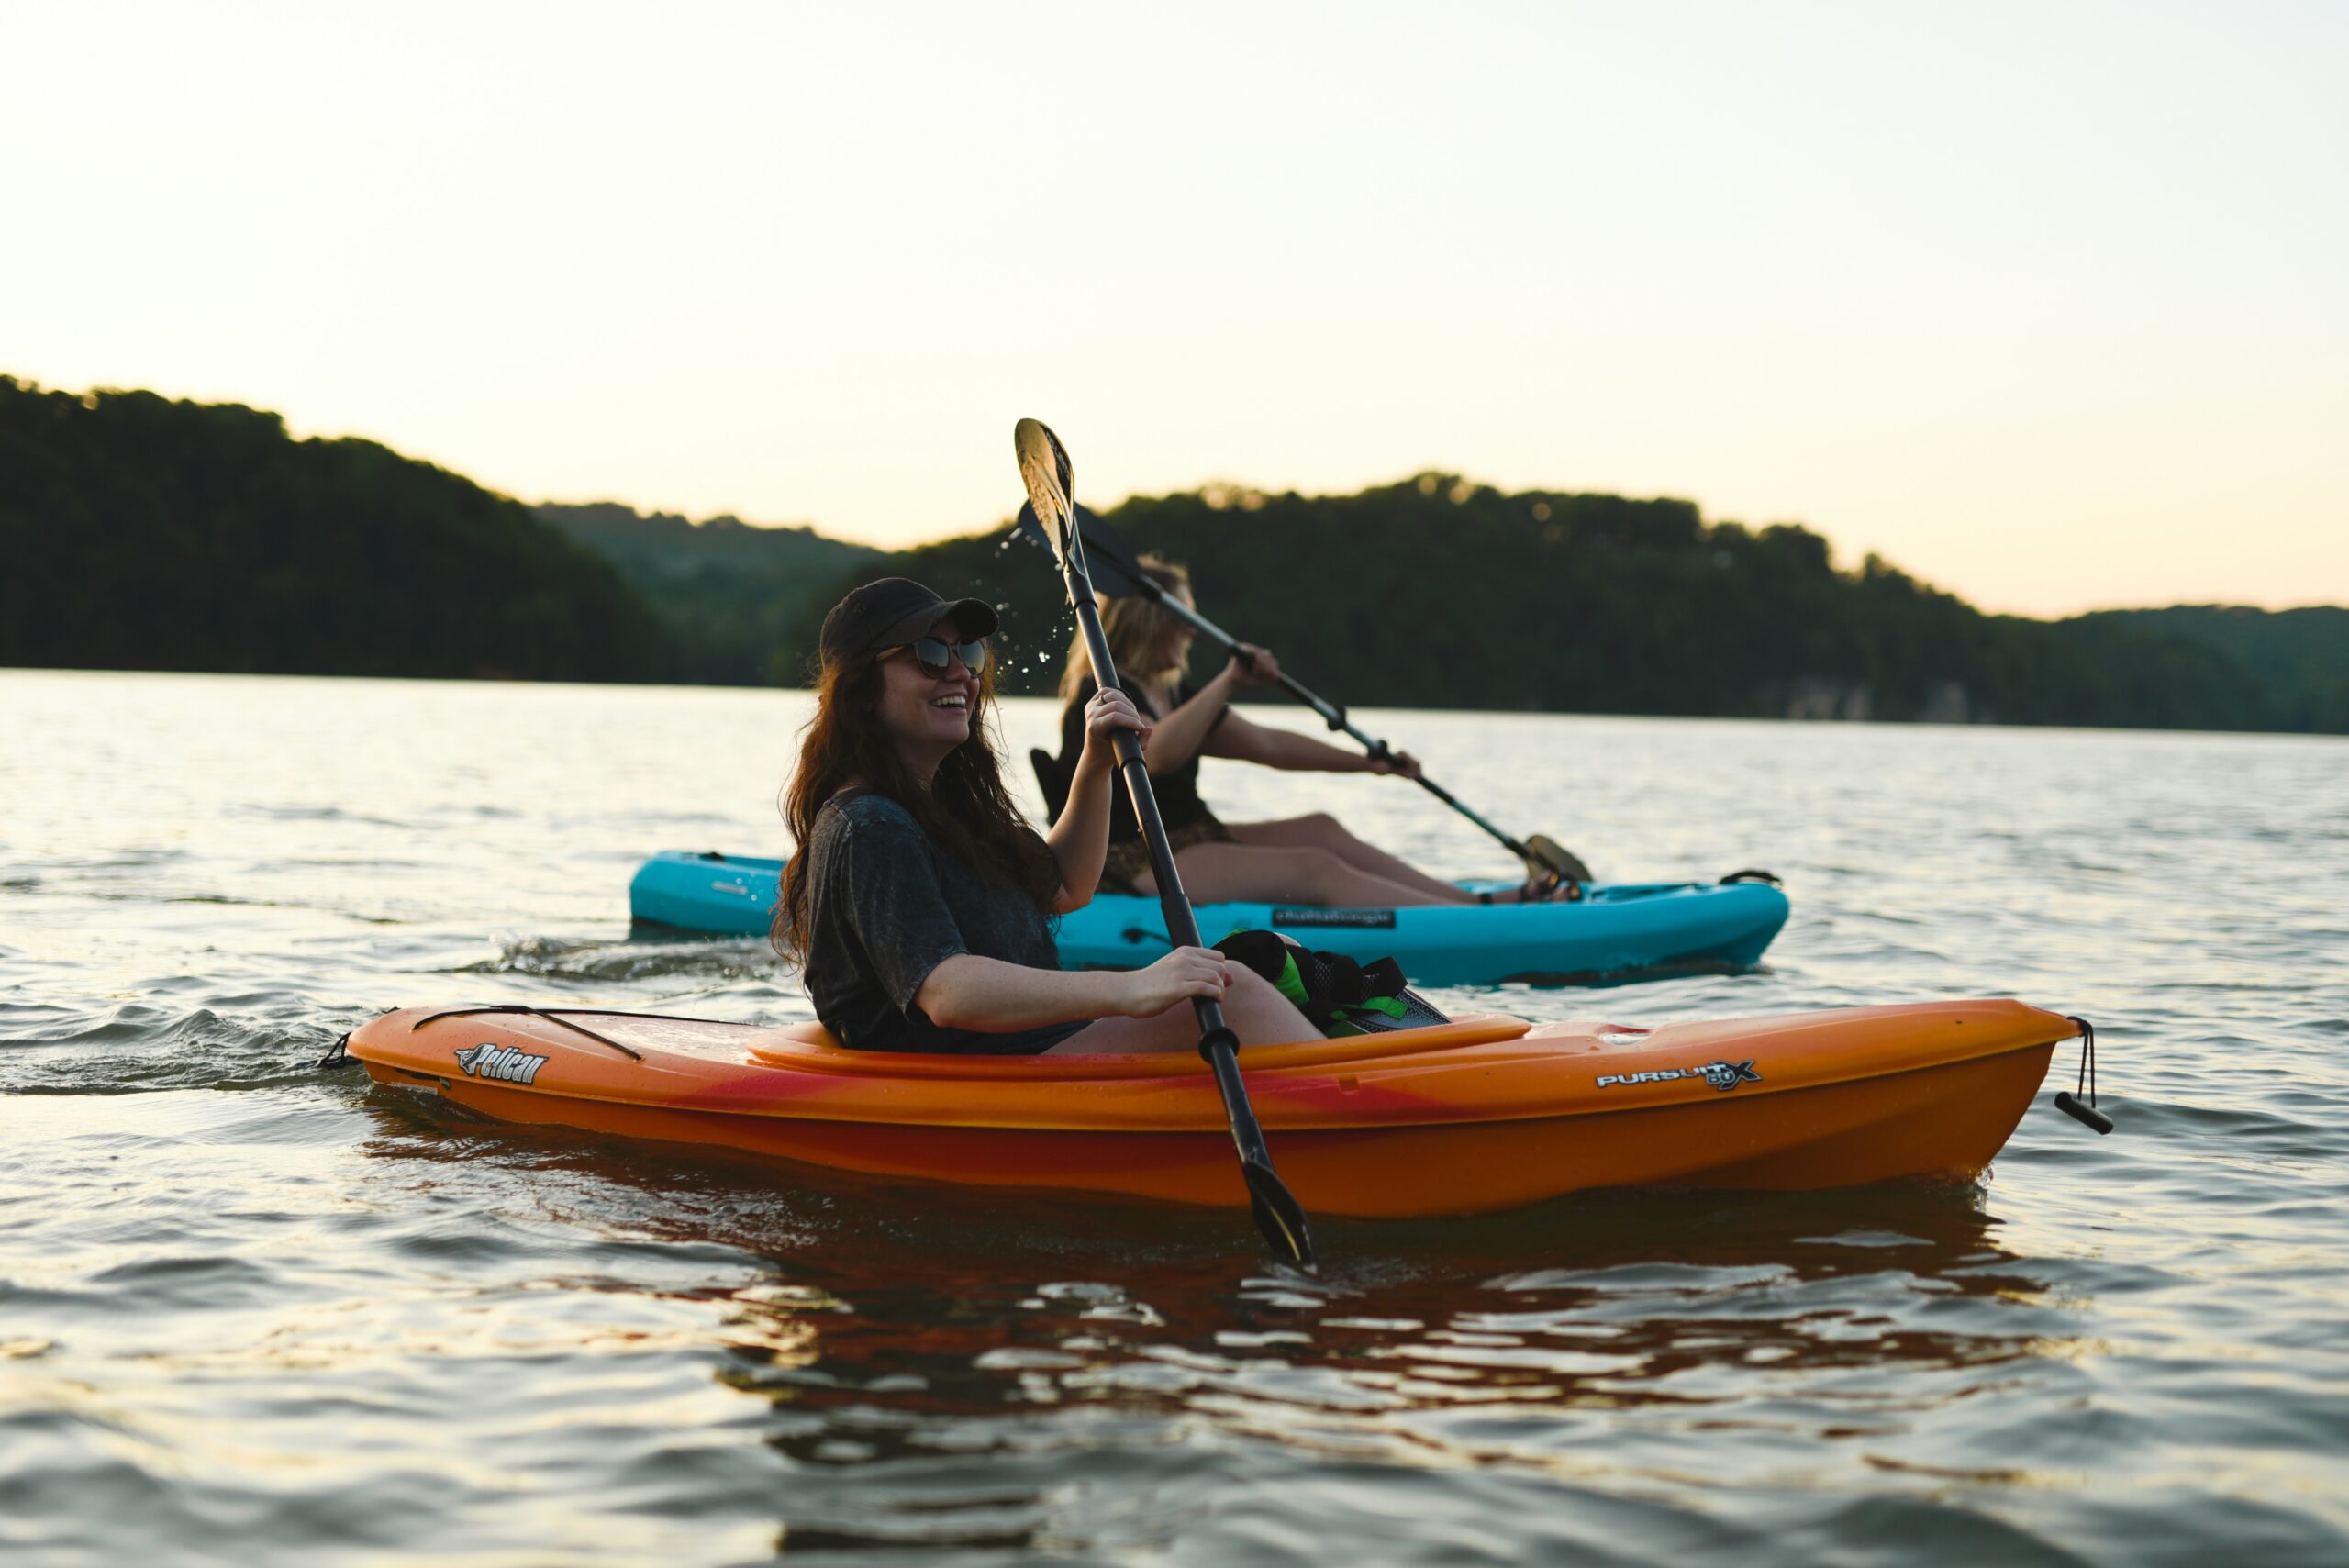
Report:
1057,556,1194,702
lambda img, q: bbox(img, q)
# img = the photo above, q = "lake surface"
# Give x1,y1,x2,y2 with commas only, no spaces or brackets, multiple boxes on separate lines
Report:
3,669,2345,1566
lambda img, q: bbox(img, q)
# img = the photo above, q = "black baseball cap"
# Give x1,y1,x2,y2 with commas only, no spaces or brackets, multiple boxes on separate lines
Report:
818,578,1000,664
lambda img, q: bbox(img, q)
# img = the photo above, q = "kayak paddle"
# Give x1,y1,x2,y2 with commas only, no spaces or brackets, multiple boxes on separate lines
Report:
1012,418,1317,1270
1015,500,1595,889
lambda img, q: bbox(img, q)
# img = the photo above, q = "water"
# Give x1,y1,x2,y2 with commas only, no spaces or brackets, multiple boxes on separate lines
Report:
3,669,2345,1566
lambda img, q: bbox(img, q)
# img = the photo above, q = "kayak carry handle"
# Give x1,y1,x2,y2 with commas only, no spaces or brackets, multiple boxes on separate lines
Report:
2054,1092,2114,1135
2051,1016,2113,1135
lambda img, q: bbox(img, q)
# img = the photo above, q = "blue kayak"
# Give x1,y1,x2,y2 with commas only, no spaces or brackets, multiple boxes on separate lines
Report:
629,850,1788,987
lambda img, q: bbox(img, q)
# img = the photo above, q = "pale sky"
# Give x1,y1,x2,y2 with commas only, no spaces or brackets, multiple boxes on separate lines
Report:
6,0,2343,616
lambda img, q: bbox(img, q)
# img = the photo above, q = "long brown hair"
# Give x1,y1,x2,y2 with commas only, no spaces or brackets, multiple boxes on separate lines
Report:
772,639,1061,962
1057,556,1193,704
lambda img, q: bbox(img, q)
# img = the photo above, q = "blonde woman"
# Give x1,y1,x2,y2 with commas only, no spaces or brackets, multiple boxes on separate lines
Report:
1053,558,1530,906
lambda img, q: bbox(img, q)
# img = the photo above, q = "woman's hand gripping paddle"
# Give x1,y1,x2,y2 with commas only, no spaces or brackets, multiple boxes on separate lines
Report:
1013,501,1595,889
1013,418,1317,1270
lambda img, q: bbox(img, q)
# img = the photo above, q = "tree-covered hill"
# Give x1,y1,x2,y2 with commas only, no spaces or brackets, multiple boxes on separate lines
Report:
2079,606,2349,733
803,476,2325,734
6,374,2335,737
1,378,671,681
537,502,885,684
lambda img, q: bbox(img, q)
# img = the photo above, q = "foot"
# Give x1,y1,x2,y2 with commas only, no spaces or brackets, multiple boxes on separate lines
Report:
1480,873,1566,904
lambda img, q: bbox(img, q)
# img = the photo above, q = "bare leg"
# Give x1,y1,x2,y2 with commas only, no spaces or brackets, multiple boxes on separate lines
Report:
1128,841,1453,907
1046,968,1320,1053
1228,813,1475,904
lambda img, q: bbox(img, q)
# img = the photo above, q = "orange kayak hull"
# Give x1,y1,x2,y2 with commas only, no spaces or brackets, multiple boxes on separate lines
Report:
348,1001,2074,1218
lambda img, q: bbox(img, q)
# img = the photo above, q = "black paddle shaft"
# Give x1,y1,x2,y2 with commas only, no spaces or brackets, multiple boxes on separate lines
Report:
1015,419,1315,1267
1064,561,1226,1030
1061,550,1312,1262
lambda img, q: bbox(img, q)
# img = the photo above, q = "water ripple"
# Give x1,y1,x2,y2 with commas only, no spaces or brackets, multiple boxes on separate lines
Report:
1,672,2344,1565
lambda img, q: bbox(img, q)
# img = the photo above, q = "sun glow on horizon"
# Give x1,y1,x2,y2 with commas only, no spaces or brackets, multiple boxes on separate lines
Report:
5,0,2343,618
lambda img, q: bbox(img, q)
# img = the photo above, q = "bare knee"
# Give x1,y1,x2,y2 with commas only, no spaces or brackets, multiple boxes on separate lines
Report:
1224,968,1318,1046
1292,811,1352,851
1298,848,1358,902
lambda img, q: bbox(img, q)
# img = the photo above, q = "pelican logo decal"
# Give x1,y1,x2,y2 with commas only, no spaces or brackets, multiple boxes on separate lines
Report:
1598,1059,1762,1092
454,1042,549,1084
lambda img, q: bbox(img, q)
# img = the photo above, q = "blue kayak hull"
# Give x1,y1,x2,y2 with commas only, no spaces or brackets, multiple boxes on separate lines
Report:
629,850,1788,987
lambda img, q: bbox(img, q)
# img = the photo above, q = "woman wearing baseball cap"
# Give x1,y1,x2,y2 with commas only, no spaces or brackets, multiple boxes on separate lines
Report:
771,578,1319,1055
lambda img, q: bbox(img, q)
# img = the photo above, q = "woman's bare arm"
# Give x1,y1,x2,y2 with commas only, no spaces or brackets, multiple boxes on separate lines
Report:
1044,685,1149,911
1205,709,1421,776
913,948,1240,1031
1136,667,1241,776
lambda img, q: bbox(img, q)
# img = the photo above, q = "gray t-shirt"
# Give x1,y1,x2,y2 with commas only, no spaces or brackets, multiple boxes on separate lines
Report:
800,788,1085,1054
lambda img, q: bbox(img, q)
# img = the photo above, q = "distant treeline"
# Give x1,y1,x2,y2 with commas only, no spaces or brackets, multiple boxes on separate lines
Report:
821,478,2349,734
2075,605,2349,733
537,502,883,684
6,377,2341,734
1,378,668,681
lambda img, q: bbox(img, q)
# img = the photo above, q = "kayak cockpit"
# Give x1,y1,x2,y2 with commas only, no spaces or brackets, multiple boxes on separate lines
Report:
740,1013,1536,1078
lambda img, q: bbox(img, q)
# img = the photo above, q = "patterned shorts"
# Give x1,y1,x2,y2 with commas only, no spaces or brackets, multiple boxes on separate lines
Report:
1101,814,1232,891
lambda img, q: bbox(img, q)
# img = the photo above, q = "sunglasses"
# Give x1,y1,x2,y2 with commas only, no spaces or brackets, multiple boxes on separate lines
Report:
883,635,988,679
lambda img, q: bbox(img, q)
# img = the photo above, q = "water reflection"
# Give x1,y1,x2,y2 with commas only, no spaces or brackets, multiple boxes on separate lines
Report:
13,673,2349,1564
358,1090,2086,1556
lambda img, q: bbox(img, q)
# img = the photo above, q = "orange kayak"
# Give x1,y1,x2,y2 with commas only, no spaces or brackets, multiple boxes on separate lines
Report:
345,1000,2078,1218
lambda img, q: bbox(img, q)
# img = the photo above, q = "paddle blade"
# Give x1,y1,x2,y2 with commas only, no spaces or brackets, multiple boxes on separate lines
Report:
1066,506,1149,597
1013,418,1075,562
1524,834,1594,885
1011,502,1057,559
1242,1159,1317,1268
1046,422,1074,500
1015,502,1149,596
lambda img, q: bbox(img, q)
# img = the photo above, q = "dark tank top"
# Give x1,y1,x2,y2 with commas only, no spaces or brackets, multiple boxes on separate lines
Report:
1056,676,1227,843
